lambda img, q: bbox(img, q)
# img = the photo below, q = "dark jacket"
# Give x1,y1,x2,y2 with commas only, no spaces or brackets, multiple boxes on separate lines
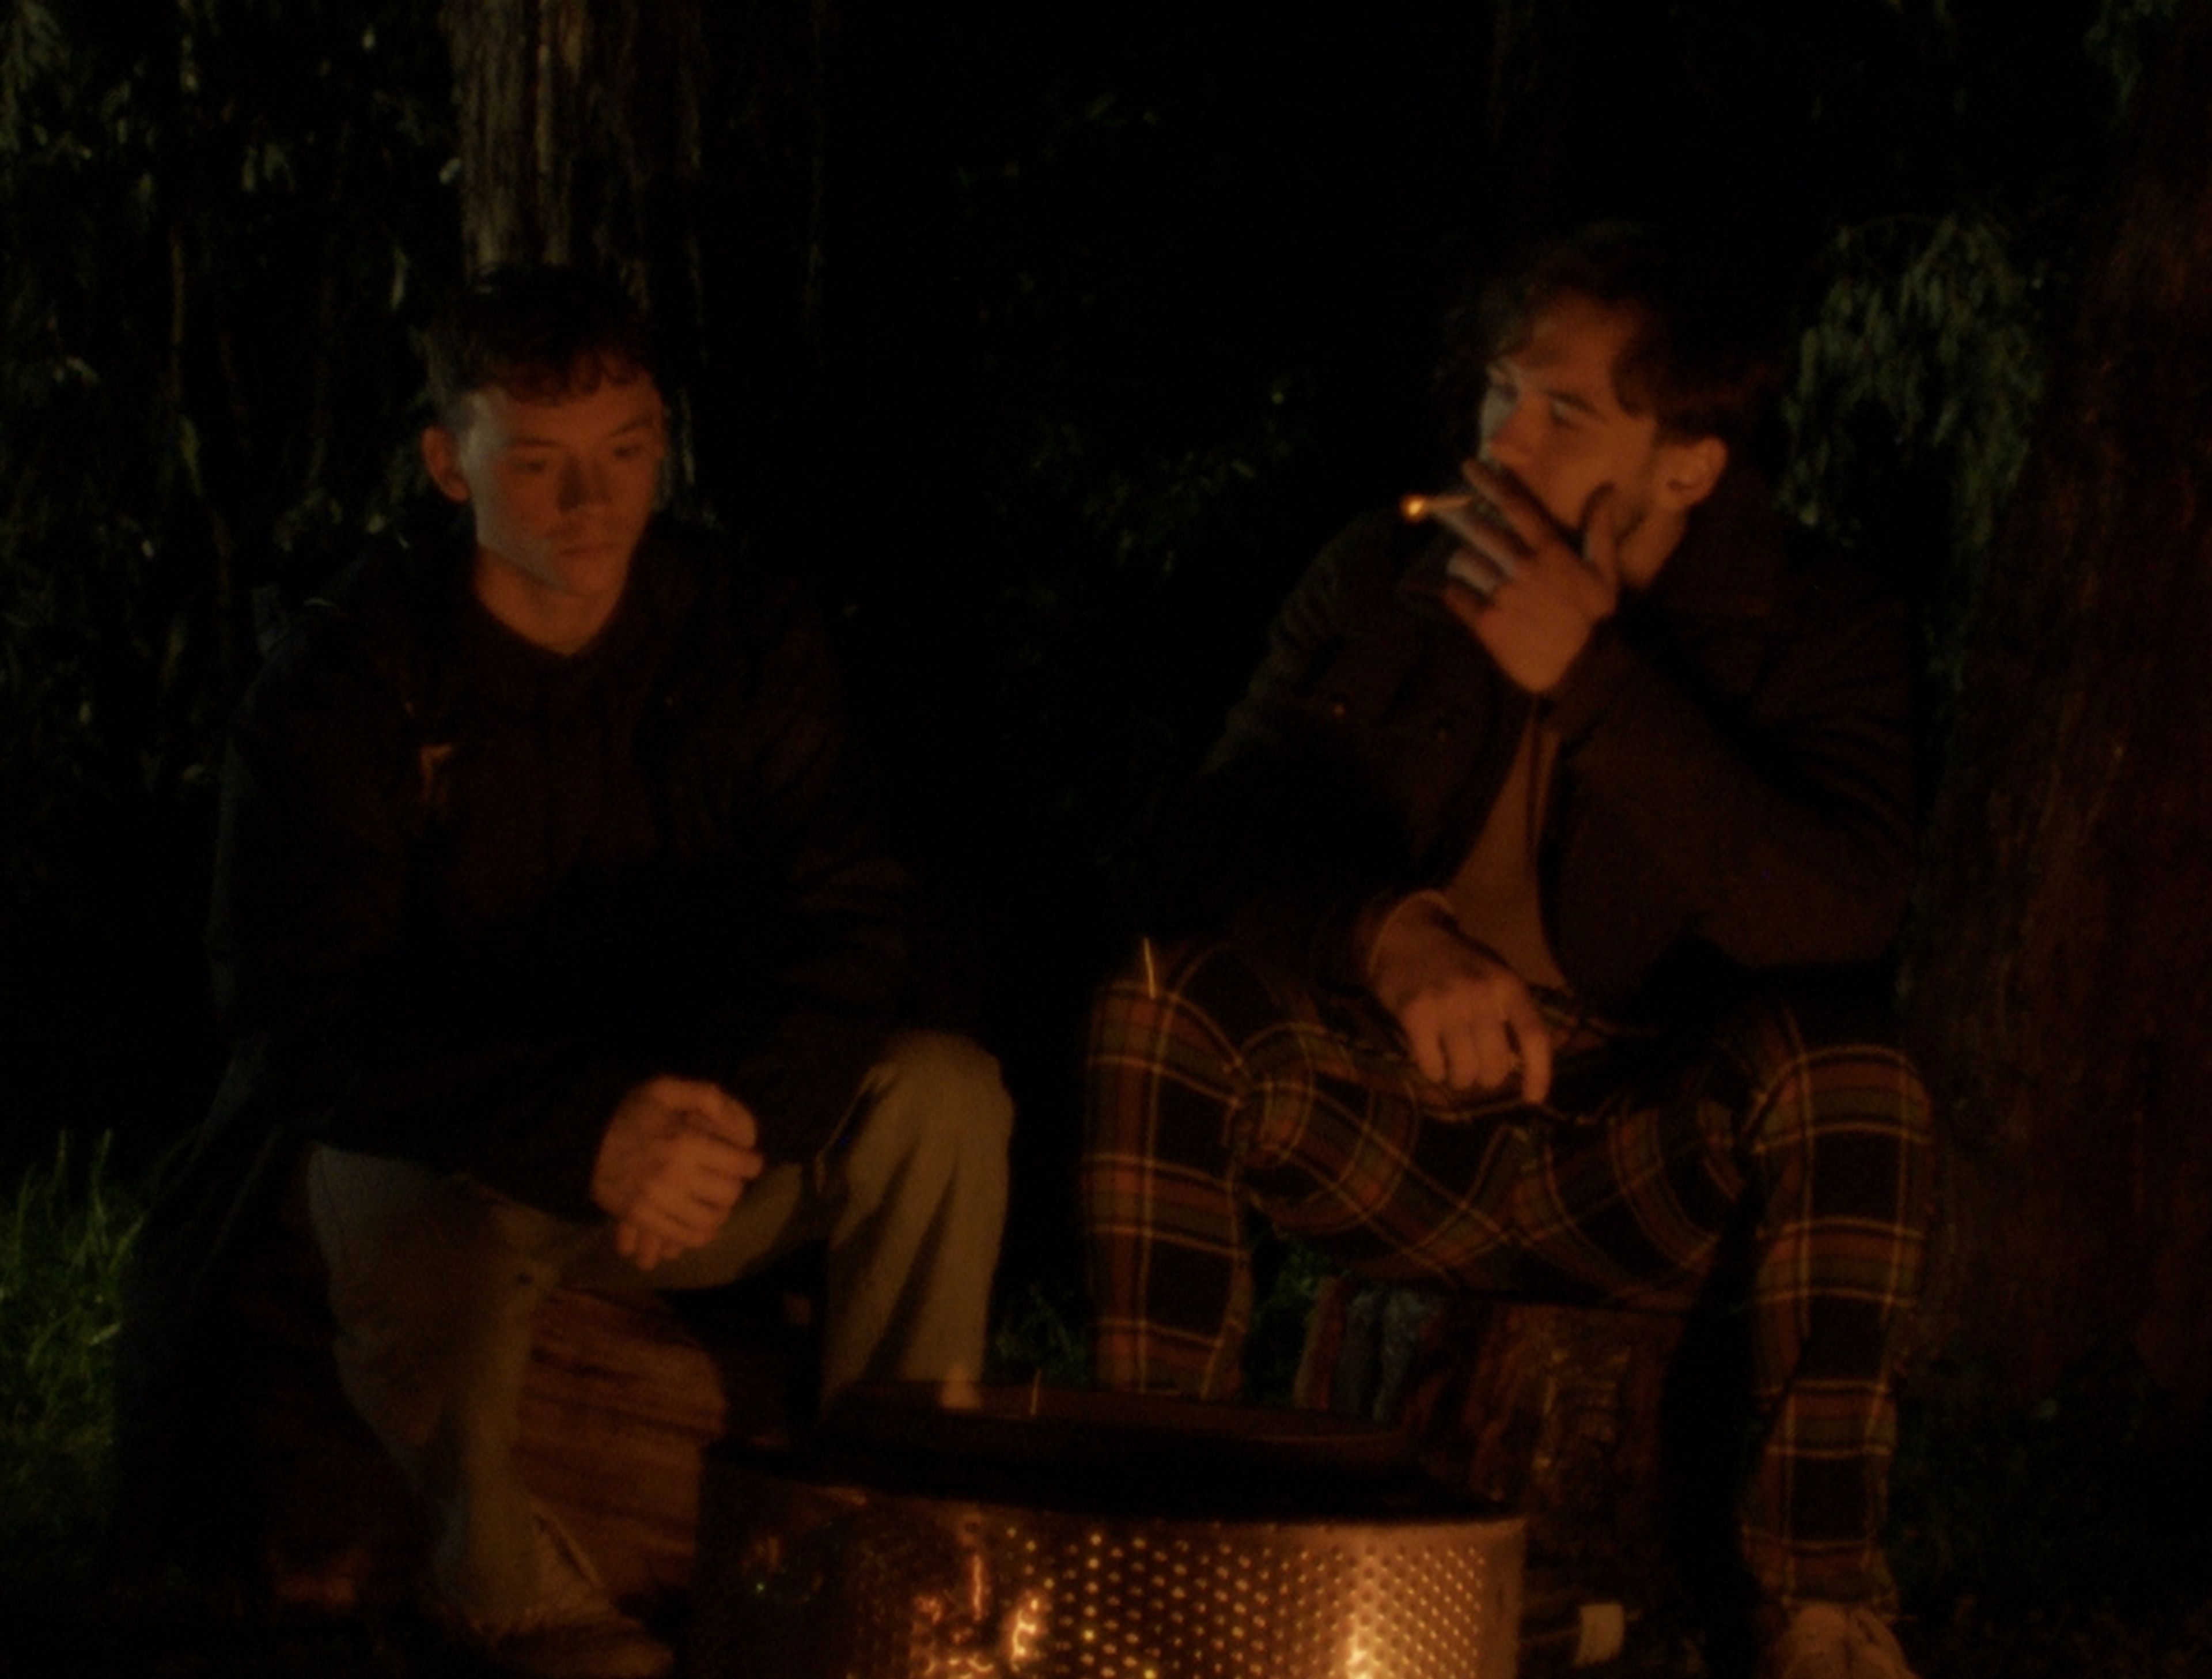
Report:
1155,466,1914,1027
204,517,912,1217
116,516,912,1578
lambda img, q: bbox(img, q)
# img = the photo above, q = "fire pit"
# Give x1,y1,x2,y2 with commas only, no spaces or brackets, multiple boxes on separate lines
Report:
689,1384,1524,1678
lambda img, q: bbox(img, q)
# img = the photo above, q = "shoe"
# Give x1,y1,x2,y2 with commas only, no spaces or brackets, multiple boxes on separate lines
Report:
451,1503,675,1679
1761,1603,1918,1679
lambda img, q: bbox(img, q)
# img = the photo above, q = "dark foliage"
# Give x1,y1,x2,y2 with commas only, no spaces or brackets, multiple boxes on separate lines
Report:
1,0,457,1173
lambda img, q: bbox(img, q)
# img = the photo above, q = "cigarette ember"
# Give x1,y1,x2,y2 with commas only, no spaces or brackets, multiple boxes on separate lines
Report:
1400,491,1478,522
1402,489,1499,558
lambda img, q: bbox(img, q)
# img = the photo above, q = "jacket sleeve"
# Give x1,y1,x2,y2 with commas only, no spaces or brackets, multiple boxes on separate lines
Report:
207,624,638,1219
1543,557,1915,979
1147,514,1426,984
681,580,915,1162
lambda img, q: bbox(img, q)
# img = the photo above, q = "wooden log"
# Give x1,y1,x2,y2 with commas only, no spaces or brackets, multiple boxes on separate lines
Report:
227,1219,802,1616
512,1287,740,1606
1297,1280,1693,1602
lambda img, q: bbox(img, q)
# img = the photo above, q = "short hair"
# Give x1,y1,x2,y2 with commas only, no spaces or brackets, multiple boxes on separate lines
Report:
1441,222,1782,451
424,264,657,428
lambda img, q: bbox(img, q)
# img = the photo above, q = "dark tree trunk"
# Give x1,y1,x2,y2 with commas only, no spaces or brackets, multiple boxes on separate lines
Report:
1908,1,2212,1417
438,0,833,532
440,0,704,281
439,0,713,492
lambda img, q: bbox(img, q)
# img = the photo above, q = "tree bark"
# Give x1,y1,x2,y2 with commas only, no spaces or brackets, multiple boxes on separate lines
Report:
437,0,833,528
440,0,704,283
1908,0,2212,1416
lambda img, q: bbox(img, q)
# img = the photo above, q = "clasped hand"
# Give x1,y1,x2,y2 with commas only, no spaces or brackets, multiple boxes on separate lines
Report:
590,1074,766,1272
1366,894,1555,1105
1440,461,1622,695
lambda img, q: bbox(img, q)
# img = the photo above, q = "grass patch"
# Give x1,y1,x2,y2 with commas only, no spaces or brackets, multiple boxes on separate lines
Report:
980,1234,1333,1401
0,1130,143,1591
988,1276,1093,1387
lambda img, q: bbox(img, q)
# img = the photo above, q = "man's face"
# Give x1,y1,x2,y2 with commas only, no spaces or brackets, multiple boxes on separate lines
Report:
423,368,667,621
1476,292,1671,546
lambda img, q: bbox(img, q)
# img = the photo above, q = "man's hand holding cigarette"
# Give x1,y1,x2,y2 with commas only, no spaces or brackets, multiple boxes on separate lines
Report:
1422,461,1624,695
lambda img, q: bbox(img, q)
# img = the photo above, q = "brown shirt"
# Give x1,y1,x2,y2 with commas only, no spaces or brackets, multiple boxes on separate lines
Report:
1443,714,1567,990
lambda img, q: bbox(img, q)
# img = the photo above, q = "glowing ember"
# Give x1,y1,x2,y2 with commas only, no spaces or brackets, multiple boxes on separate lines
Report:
1398,491,1477,522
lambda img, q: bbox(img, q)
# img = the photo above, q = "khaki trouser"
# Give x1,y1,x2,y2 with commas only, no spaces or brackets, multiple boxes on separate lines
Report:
302,1030,1013,1621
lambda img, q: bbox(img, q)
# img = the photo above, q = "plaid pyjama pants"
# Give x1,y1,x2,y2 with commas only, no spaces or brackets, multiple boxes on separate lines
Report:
1080,939,1933,1612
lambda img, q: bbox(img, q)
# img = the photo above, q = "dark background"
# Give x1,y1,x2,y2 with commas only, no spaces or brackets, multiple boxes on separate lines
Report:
0,0,2171,1333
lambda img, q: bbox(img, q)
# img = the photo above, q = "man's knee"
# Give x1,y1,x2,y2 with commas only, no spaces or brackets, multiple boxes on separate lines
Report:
308,1149,583,1338
1717,999,1935,1208
1083,939,1316,1150
302,1146,582,1454
308,1147,574,1298
838,1030,1013,1203
1090,937,1296,1042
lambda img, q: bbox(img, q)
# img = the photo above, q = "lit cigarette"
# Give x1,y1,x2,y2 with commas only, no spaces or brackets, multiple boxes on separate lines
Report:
1404,489,1521,591
1399,491,1478,521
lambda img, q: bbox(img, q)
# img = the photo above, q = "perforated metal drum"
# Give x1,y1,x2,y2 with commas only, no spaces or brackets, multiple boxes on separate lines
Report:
690,1385,1524,1679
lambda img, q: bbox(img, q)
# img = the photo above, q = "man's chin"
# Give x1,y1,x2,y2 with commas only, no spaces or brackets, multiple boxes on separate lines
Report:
556,535,637,561
551,542,641,583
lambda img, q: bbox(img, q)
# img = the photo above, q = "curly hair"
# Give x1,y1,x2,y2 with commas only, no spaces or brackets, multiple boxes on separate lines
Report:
1438,222,1783,453
423,264,657,429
